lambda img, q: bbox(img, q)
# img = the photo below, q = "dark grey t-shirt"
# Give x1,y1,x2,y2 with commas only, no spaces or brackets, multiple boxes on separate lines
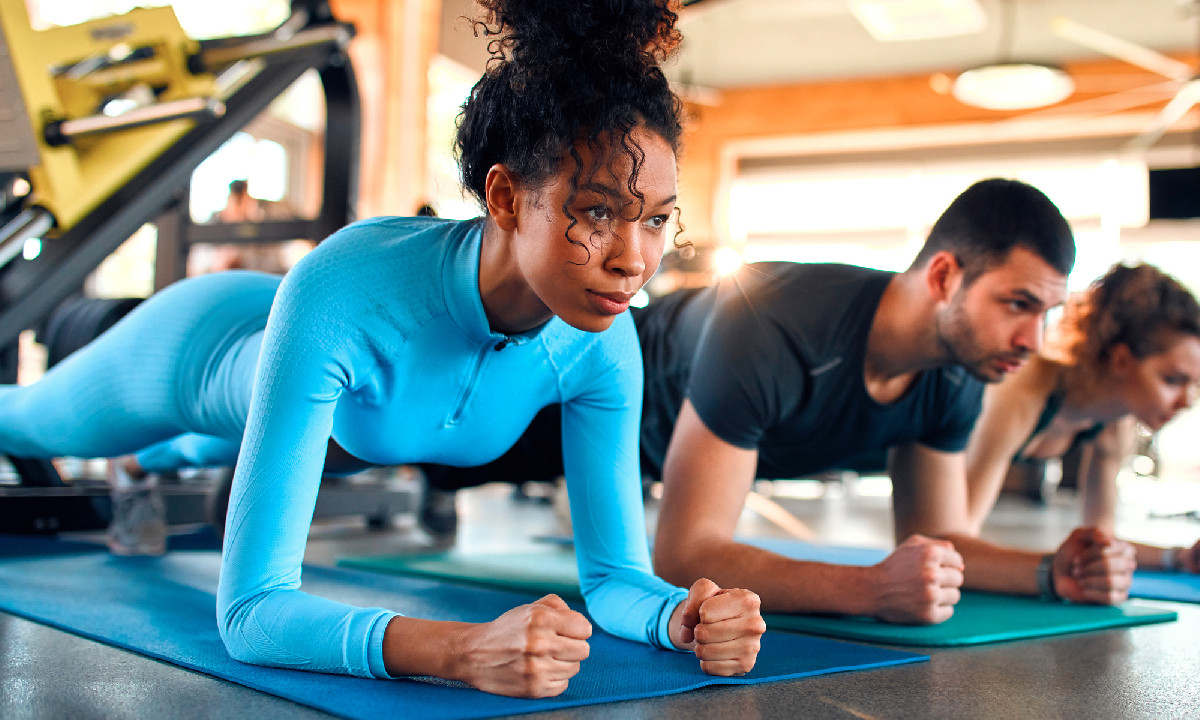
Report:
634,262,984,480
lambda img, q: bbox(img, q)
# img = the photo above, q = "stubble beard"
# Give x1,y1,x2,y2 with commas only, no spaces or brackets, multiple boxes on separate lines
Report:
935,299,1006,384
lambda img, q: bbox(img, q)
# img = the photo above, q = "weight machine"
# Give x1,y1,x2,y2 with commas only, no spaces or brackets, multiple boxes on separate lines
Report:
0,0,413,533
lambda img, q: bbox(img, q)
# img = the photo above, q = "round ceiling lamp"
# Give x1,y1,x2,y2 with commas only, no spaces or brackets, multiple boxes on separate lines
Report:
952,62,1075,111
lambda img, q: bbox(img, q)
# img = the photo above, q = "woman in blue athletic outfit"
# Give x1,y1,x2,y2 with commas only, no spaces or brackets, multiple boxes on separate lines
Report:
965,263,1200,574
0,0,765,696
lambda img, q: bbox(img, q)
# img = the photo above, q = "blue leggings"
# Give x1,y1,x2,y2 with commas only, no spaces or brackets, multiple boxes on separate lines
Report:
136,434,241,473
0,272,277,472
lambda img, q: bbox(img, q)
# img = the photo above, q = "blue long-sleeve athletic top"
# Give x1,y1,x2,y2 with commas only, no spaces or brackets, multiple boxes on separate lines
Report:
217,216,687,678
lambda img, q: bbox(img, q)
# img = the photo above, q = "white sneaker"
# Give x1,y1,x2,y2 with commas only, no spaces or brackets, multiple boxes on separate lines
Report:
106,458,167,556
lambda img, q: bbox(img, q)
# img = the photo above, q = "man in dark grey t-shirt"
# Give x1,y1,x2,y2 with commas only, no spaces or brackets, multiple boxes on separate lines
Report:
649,178,1136,624
637,262,982,483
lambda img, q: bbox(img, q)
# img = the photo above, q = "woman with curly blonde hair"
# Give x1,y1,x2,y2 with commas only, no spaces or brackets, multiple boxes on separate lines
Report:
965,262,1200,575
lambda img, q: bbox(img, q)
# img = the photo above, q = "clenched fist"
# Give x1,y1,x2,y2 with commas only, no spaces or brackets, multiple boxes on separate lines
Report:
869,534,964,624
455,594,592,698
1052,528,1135,605
671,578,766,676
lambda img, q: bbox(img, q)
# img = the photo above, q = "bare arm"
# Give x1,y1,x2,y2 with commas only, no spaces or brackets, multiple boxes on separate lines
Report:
382,595,592,698
653,400,861,614
1133,541,1192,570
653,400,961,622
963,362,1054,534
1078,419,1196,573
1133,541,1200,572
897,439,1045,594
896,442,1135,603
1079,418,1135,531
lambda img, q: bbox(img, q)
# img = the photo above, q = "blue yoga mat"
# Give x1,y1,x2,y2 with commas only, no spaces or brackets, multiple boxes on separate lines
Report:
1131,571,1200,603
0,536,926,720
742,537,888,565
0,527,223,557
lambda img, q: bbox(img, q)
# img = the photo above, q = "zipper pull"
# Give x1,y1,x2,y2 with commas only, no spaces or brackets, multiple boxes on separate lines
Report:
494,338,509,351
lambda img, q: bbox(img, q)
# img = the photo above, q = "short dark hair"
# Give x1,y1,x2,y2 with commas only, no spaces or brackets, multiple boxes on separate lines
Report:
909,178,1076,285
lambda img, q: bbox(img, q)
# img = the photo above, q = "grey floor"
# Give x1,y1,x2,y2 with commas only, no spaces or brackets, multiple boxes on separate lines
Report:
2,472,1199,719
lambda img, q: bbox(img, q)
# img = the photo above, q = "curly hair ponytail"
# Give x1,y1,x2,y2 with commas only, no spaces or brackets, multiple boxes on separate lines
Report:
1053,263,1200,370
455,0,683,223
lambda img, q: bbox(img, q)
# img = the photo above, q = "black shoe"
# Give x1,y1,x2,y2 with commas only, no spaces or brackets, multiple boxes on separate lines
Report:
419,486,459,536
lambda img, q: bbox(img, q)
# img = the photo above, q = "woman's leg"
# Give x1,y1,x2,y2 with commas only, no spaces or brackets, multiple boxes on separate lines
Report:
134,433,243,474
0,328,187,459
0,272,276,461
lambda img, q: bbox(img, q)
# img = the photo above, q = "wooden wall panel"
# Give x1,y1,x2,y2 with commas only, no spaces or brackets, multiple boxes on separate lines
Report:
330,0,440,218
679,54,1198,247
331,2,1193,241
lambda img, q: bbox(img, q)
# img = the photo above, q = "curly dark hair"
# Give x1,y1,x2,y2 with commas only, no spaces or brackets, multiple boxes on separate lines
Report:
1054,263,1200,370
455,0,684,252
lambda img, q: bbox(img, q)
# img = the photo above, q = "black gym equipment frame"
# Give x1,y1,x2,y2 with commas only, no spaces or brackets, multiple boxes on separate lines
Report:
0,0,360,346
0,0,382,533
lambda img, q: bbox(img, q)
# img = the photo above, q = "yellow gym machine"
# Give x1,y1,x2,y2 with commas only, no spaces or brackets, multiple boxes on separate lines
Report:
0,0,411,534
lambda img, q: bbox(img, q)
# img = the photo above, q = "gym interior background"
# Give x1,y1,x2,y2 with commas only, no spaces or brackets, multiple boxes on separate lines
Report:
9,0,1199,491
1,1,1199,718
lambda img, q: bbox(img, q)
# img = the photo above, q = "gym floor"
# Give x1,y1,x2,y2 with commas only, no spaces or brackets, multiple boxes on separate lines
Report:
2,472,1198,719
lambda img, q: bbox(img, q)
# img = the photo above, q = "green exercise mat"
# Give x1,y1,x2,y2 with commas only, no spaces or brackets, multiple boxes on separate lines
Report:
340,548,586,600
763,593,1175,646
340,546,1177,646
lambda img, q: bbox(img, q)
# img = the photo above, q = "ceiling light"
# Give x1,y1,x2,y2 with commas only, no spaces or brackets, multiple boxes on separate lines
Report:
952,63,1075,111
850,0,986,42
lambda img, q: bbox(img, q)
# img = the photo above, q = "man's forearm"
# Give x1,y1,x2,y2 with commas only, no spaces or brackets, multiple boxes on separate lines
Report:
655,536,877,616
940,532,1041,595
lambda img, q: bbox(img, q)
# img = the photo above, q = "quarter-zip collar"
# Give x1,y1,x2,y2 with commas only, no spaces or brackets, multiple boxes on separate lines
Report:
443,220,549,349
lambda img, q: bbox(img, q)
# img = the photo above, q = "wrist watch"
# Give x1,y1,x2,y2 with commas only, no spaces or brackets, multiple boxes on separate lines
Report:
1162,546,1179,572
1036,554,1059,601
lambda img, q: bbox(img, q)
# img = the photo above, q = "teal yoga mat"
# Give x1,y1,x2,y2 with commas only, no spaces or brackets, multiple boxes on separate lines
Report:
341,548,587,599
341,542,1177,646
762,591,1175,646
0,535,926,720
